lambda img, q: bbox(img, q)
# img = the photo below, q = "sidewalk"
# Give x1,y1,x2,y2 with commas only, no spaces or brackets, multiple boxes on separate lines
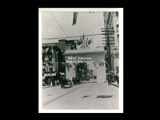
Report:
104,80,119,87
111,81,119,87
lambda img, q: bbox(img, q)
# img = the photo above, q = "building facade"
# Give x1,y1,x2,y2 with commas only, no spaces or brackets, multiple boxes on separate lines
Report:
112,12,119,75
58,39,77,53
42,39,77,85
103,12,119,75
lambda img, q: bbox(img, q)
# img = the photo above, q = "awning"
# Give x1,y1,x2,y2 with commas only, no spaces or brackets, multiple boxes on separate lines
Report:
64,48,105,55
60,72,65,75
44,73,56,77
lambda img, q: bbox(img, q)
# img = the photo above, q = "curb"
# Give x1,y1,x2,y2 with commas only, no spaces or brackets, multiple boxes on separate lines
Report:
111,83,119,87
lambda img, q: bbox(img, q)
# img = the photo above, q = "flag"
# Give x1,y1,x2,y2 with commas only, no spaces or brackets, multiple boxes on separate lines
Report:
86,38,88,46
82,34,85,41
72,12,78,26
88,38,93,45
77,34,85,46
77,37,83,45
107,12,111,24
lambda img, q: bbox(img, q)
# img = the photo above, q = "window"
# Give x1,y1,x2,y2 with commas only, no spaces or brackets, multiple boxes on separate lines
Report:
116,24,119,32
116,12,118,17
117,34,119,46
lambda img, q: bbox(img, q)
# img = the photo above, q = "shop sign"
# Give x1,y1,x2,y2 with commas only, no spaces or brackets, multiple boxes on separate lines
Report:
45,57,49,61
60,72,65,75
44,73,56,76
51,73,56,76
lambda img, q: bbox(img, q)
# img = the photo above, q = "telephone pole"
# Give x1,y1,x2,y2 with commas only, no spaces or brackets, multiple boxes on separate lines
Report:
101,26,114,73
107,27,111,72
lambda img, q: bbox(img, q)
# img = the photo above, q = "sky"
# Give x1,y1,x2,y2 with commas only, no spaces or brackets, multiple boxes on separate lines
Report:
41,11,105,49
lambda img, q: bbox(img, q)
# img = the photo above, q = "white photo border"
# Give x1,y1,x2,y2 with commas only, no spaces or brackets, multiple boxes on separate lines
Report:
38,8,123,113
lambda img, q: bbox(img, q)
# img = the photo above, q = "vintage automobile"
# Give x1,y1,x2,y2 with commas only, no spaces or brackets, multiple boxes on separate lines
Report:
61,78,73,88
75,75,82,84
84,75,90,81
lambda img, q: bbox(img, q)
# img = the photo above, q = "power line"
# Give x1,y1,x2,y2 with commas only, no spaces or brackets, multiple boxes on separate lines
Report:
43,33,103,40
50,13,68,37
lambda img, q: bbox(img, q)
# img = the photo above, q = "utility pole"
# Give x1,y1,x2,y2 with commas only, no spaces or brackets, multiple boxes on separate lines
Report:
107,26,111,72
102,12,115,74
101,26,114,73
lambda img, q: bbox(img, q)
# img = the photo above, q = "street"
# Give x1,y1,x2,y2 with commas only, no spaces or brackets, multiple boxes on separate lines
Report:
41,79,119,110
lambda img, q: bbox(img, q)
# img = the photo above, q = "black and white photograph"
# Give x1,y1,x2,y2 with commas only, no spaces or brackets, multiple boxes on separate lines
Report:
38,8,123,113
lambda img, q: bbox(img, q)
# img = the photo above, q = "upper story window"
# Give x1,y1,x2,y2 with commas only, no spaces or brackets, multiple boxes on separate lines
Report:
115,12,118,17
117,34,119,46
116,24,119,32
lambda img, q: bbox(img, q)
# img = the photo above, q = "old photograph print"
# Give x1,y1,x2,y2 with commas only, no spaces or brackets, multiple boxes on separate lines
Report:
39,8,123,113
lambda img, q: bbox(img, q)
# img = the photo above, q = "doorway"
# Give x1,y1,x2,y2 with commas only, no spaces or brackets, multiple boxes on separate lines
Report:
76,63,87,81
75,62,97,82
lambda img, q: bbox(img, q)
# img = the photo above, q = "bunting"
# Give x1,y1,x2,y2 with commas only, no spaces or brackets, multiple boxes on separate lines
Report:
88,38,93,45
77,34,93,48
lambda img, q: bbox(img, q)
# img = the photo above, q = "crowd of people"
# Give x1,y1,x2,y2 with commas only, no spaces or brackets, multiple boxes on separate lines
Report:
107,70,119,86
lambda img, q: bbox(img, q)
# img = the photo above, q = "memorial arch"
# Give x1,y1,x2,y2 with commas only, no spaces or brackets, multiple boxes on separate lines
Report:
64,48,106,83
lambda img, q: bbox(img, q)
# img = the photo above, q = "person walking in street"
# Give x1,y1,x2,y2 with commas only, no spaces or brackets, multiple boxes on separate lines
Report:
56,72,60,86
48,78,51,86
72,77,76,85
59,75,62,85
61,76,65,88
108,73,111,85
51,77,55,86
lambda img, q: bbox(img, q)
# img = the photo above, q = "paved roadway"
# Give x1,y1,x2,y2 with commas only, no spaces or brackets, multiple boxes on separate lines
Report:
41,79,119,110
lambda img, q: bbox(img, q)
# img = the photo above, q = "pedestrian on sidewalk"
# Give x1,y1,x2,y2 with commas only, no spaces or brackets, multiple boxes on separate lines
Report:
117,73,119,85
116,67,119,85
